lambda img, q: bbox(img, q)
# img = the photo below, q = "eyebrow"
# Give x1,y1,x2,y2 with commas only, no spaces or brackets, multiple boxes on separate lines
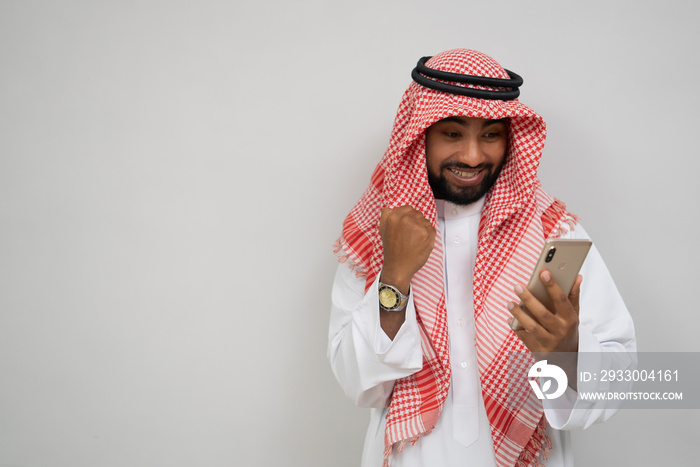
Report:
439,117,506,127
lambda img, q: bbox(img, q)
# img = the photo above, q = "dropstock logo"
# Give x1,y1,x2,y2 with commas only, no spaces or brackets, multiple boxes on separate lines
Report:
529,360,568,400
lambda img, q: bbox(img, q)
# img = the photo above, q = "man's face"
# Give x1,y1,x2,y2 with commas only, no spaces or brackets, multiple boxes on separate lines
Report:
425,116,508,205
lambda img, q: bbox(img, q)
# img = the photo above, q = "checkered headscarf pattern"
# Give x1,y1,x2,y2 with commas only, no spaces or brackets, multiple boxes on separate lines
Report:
336,49,573,467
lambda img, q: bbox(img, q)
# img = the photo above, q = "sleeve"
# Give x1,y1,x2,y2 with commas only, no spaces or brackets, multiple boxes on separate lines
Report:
327,262,424,408
542,223,637,430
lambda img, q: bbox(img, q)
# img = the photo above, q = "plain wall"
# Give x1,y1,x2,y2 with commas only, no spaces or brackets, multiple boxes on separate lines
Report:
1,1,698,465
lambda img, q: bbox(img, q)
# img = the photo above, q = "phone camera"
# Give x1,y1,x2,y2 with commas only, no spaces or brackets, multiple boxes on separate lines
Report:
545,247,556,263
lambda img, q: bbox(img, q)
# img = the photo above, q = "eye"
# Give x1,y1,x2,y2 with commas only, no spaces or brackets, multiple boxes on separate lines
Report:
442,130,461,138
483,130,504,140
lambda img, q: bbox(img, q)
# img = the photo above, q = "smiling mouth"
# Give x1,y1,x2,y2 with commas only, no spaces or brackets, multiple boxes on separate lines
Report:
448,168,481,179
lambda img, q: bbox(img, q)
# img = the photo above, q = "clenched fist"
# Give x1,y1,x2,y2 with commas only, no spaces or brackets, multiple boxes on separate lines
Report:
379,206,436,294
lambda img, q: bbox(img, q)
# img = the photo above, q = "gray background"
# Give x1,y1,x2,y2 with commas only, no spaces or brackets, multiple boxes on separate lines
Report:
1,0,698,465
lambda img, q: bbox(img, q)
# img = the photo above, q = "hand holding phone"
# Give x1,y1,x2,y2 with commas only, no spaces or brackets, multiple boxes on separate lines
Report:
509,239,591,331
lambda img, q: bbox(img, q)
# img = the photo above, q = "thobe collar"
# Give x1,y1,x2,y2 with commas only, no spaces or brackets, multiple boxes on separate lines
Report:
435,196,486,220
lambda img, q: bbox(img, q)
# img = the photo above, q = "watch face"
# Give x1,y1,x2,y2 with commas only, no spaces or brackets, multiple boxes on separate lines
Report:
379,287,399,308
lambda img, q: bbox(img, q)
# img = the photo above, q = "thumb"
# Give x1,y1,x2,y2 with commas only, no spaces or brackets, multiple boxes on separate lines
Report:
379,207,392,236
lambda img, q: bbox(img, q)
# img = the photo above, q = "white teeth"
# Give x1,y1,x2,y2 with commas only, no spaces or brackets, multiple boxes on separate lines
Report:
449,168,478,178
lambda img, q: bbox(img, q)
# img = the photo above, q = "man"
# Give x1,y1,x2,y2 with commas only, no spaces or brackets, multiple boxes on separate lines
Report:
328,49,635,467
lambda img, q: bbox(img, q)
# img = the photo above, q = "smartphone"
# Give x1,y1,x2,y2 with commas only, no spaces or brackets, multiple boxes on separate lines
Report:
509,238,592,331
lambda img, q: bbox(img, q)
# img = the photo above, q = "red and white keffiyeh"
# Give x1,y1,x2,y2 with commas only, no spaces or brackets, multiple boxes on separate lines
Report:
336,49,575,467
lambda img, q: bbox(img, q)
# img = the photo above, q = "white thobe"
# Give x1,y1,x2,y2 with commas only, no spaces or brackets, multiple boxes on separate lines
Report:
328,197,636,467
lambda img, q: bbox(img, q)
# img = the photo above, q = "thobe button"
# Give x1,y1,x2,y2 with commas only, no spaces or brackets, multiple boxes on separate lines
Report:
451,208,459,216
456,319,464,326
460,361,468,369
453,236,461,244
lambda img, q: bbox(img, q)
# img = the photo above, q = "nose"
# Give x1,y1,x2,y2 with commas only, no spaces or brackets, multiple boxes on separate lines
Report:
456,139,485,167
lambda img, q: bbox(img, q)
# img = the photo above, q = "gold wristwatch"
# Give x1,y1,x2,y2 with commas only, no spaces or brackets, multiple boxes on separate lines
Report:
378,282,409,312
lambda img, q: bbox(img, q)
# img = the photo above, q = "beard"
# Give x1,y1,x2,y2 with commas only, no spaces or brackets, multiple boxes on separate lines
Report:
427,161,505,206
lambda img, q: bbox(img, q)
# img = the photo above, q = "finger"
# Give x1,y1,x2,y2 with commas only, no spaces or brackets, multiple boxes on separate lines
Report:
508,310,547,353
513,283,558,331
380,207,392,223
538,269,573,316
513,328,542,353
394,204,418,215
507,301,550,339
568,274,583,314
507,316,524,331
427,224,437,242
379,207,392,235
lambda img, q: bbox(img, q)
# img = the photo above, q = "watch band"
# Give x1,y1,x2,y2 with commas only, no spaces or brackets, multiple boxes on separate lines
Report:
378,282,410,311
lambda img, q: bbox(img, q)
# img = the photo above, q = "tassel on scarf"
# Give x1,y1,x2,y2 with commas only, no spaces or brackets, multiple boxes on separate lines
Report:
542,198,579,238
516,416,551,467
